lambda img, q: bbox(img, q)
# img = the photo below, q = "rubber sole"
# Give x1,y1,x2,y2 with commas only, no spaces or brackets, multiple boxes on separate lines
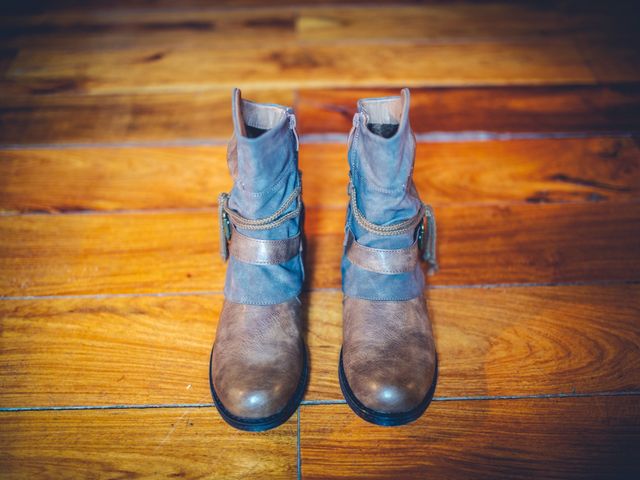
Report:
338,348,438,426
209,345,308,432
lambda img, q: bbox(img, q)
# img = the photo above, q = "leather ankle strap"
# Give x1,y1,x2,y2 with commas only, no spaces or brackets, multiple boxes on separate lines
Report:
345,228,419,274
229,228,301,265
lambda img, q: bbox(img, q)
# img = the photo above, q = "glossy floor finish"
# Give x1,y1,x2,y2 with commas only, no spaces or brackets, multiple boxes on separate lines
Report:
1,1,639,478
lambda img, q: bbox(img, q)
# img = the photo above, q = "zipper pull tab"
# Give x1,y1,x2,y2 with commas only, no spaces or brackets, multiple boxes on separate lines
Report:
289,114,299,151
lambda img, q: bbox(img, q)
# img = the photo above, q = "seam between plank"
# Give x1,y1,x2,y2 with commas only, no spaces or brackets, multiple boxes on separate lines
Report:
2,391,639,413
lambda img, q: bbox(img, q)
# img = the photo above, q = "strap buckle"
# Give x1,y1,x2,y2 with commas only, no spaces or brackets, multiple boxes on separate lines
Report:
417,220,425,251
419,205,438,274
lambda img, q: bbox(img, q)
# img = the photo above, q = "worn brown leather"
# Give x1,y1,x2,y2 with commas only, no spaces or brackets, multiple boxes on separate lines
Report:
229,227,301,265
211,297,304,419
342,295,436,413
345,229,419,274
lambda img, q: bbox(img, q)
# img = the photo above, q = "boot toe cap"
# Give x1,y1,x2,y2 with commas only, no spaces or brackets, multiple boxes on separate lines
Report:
220,385,289,419
212,362,302,420
210,299,305,422
352,377,429,414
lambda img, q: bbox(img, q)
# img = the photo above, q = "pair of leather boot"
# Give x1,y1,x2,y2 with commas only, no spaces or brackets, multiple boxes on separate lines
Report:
210,88,438,431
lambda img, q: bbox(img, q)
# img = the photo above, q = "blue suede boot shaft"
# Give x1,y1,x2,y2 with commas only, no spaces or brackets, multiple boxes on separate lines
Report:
342,88,425,301
223,89,303,305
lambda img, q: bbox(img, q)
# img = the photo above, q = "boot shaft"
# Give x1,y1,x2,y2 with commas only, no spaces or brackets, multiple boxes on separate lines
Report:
227,88,300,239
347,88,422,250
342,88,431,301
221,89,304,305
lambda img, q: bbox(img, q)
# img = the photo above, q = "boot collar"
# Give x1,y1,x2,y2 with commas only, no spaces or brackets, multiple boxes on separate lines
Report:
355,87,410,143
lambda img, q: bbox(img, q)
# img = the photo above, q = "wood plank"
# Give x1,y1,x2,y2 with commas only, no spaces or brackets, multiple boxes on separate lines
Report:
296,4,639,44
0,211,219,297
3,4,634,51
297,84,640,134
1,201,640,296
0,89,293,144
0,146,231,213
0,407,297,479
299,397,640,479
2,137,638,213
3,85,638,146
0,294,218,407
1,8,298,51
5,41,596,95
1,286,638,407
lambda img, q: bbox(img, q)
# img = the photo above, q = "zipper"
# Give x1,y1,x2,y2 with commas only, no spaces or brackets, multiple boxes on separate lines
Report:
347,112,359,149
289,113,299,151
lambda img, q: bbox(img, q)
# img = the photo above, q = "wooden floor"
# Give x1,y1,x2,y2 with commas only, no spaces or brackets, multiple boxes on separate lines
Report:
1,1,640,478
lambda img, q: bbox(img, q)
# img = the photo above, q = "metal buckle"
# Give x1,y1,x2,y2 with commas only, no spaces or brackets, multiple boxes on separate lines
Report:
417,219,425,252
222,210,232,242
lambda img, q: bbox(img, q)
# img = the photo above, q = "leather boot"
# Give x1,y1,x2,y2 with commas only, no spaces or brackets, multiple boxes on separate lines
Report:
210,88,307,431
339,88,438,426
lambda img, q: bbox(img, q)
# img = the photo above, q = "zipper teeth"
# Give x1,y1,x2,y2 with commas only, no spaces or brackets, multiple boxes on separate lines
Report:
346,113,360,235
289,114,299,151
347,114,357,148
349,113,360,175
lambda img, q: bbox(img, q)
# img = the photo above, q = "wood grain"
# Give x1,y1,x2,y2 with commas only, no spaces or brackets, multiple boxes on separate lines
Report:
299,397,640,479
0,146,231,213
0,407,297,480
2,138,638,213
0,211,220,297
299,138,640,208
2,285,637,407
306,284,640,400
1,8,298,51
1,2,639,479
2,85,639,145
304,201,640,290
295,4,639,43
5,41,596,95
0,294,219,407
0,89,293,145
297,84,640,135
3,3,635,50
1,201,640,296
